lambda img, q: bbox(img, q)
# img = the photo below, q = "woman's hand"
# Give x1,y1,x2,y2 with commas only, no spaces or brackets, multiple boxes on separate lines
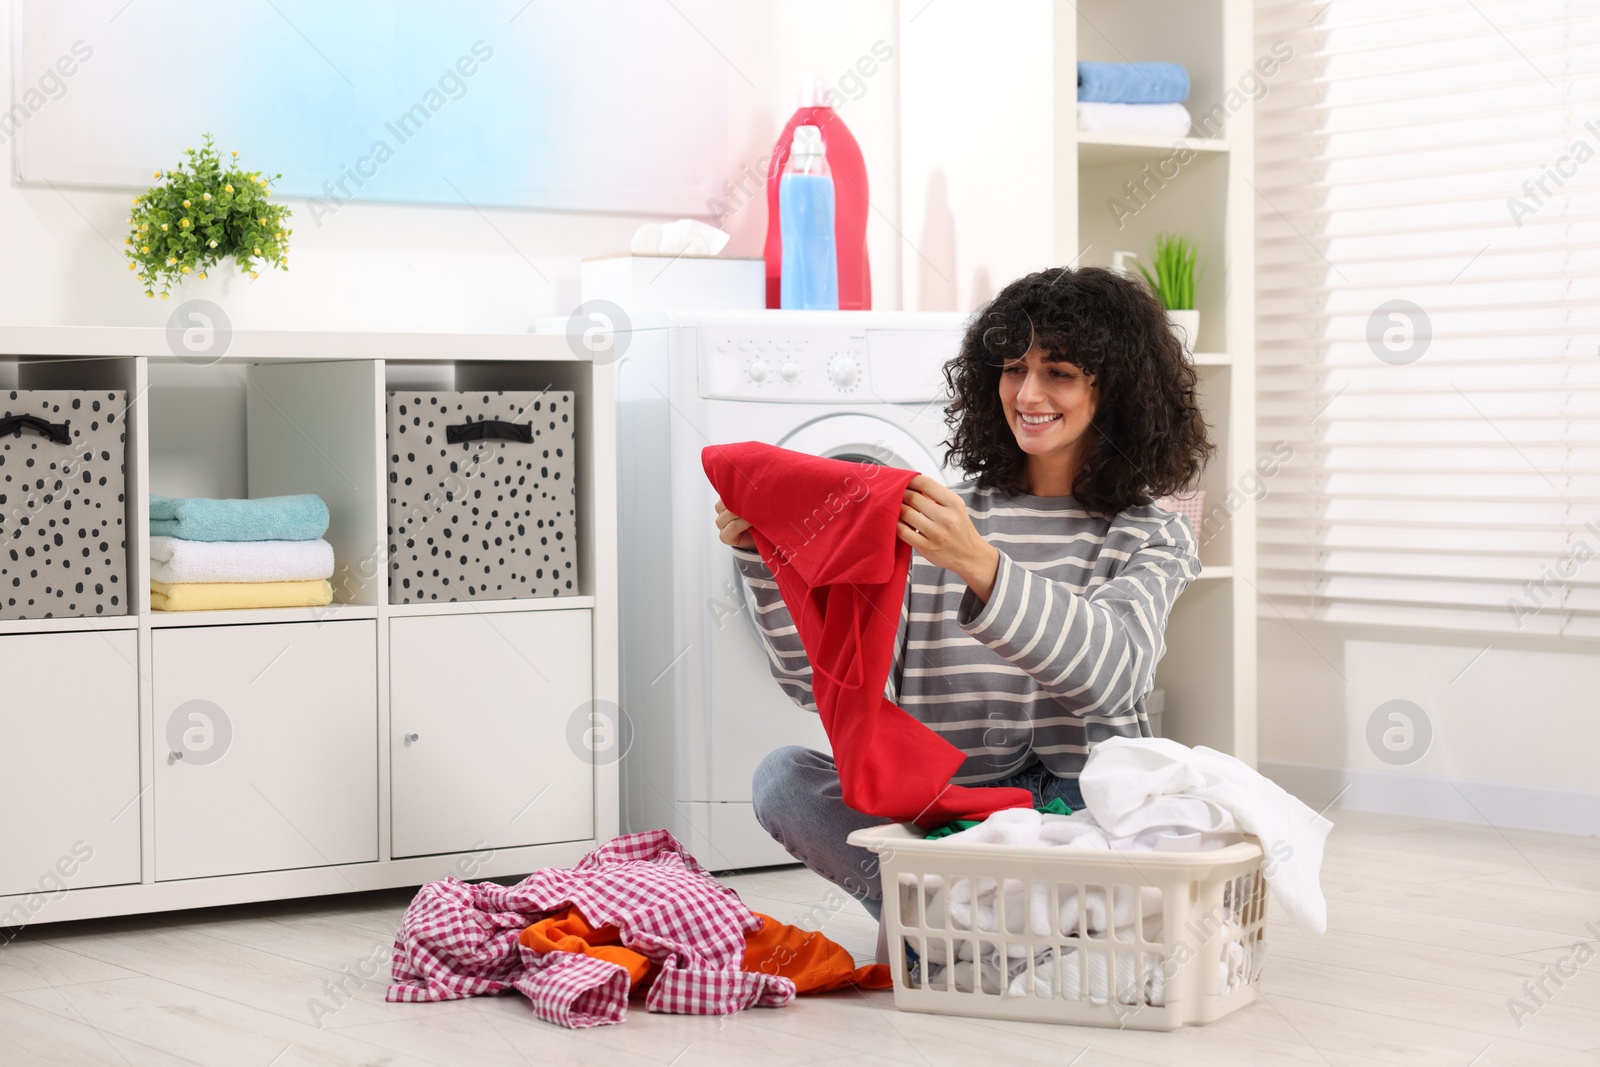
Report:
898,475,1001,602
714,497,757,550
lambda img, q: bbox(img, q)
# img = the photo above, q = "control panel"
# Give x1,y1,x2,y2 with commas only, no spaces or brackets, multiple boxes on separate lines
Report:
698,326,957,403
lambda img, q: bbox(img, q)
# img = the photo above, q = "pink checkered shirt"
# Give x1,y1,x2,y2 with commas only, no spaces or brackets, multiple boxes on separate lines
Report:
386,830,796,1027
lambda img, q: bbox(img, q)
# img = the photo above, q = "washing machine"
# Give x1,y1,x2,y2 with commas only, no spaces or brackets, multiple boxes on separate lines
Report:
604,310,970,871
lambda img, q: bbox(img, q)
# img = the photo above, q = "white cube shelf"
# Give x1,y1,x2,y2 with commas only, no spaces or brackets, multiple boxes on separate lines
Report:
0,327,618,926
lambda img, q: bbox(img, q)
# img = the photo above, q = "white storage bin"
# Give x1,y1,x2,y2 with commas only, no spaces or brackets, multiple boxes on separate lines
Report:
847,823,1268,1030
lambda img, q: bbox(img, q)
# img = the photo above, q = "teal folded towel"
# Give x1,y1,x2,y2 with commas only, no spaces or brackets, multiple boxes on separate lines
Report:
1078,61,1189,104
149,494,330,542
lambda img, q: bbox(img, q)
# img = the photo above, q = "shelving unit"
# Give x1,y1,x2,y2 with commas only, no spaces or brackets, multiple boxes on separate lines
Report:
1076,133,1231,167
1073,0,1257,762
0,327,617,925
143,604,381,628
902,0,1256,761
0,615,141,636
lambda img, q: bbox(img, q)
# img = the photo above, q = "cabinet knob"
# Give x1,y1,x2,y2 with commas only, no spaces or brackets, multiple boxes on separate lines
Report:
404,733,419,743
170,751,184,761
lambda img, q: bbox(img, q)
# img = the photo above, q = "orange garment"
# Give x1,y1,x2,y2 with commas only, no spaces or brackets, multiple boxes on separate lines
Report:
519,907,891,995
741,912,892,993
518,906,652,990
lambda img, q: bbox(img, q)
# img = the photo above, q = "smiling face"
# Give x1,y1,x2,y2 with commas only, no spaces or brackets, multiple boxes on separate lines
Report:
998,344,1098,488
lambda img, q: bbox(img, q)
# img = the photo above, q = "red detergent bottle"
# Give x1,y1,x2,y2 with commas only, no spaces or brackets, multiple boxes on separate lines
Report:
764,75,871,310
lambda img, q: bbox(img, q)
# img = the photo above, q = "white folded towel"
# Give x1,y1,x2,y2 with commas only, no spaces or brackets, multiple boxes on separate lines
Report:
149,536,336,585
1077,101,1193,139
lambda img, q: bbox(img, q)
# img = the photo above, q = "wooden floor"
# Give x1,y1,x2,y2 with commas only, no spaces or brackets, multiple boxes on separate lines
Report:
2,808,1597,1066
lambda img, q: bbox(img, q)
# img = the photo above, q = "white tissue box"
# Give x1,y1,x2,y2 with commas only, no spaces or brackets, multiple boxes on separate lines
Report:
580,254,765,312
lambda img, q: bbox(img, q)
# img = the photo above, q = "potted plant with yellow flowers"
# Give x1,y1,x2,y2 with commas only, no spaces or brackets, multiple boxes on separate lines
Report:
124,134,292,299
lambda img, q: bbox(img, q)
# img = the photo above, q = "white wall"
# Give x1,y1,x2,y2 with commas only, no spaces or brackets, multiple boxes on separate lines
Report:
898,0,1063,312
0,0,902,332
1260,618,1600,835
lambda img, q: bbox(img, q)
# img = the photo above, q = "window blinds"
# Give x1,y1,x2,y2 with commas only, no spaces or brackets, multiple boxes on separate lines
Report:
1254,0,1600,637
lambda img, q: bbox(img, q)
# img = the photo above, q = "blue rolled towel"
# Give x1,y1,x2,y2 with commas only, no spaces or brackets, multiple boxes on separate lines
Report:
150,493,330,542
1078,61,1189,105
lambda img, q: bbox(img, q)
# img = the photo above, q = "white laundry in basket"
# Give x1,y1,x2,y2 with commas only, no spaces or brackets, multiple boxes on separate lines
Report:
917,934,1170,1004
858,834,1277,1025
905,807,1237,955
1081,737,1334,935
1003,944,1168,1004
910,873,1163,955
1002,936,1252,1003
903,805,1259,1005
920,927,1251,1004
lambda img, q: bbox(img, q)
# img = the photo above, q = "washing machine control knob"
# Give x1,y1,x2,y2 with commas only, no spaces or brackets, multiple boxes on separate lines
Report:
779,360,800,382
748,360,769,383
828,356,858,389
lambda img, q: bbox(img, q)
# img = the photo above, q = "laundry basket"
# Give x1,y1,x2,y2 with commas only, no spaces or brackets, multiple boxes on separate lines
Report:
847,823,1267,1030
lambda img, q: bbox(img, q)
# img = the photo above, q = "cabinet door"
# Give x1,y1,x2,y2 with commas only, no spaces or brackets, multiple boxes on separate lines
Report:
390,610,593,858
0,631,141,898
152,621,378,881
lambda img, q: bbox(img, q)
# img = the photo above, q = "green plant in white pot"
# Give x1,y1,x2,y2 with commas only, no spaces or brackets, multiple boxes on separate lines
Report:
1135,233,1203,356
124,135,292,300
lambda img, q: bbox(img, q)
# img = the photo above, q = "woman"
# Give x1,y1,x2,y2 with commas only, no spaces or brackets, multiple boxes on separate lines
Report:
713,266,1212,920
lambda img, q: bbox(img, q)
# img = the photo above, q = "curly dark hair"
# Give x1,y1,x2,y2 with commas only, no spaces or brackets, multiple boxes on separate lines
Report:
942,266,1213,516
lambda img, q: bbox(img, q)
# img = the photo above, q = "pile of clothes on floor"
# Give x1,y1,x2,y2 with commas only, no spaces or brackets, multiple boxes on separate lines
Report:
1077,60,1194,139
386,830,889,1029
902,736,1333,1007
148,493,335,610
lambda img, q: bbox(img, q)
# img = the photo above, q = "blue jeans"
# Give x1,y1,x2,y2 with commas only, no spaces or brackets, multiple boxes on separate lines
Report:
750,746,1085,922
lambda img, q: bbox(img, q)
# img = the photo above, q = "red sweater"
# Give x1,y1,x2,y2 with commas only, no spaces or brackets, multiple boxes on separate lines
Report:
703,441,1032,827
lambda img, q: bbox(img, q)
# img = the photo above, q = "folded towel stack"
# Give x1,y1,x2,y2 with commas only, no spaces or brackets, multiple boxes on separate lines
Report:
148,494,335,611
1077,61,1193,139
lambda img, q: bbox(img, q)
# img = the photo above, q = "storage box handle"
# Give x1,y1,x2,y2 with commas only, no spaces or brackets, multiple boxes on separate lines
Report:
0,413,71,445
445,419,533,445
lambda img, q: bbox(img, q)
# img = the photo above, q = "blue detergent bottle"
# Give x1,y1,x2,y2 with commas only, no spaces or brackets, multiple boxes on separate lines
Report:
779,125,839,310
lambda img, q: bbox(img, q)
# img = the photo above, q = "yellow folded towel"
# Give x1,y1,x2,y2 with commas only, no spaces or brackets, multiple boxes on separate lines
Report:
150,579,335,612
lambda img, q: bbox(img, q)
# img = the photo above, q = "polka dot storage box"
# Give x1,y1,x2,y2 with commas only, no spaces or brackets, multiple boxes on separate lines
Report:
0,390,128,620
386,391,577,604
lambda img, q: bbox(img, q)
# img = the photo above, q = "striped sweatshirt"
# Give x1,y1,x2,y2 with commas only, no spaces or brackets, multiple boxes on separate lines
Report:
732,483,1199,787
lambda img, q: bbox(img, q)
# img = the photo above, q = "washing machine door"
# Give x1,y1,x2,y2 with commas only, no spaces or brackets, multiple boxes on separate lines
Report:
775,413,951,483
